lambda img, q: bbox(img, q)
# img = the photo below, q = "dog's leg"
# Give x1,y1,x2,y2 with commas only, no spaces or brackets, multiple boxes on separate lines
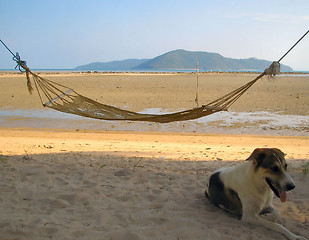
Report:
242,202,306,240
260,207,281,223
260,194,281,223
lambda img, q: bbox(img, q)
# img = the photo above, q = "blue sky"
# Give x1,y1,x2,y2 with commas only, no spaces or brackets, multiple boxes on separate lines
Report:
1,0,308,70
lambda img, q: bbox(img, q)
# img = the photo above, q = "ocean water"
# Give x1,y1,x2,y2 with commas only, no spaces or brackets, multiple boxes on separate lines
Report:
1,69,309,76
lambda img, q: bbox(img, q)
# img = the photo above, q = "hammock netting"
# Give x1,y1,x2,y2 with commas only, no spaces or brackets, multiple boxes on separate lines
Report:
22,62,280,123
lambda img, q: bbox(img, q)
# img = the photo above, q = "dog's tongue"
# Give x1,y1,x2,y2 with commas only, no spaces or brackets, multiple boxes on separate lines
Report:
280,191,287,202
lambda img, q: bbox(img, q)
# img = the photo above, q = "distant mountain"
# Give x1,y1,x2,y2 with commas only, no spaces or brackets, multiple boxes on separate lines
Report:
75,59,148,70
75,49,293,71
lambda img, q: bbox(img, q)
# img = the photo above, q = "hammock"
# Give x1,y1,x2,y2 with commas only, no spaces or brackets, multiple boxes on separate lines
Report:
20,62,279,123
1,30,307,123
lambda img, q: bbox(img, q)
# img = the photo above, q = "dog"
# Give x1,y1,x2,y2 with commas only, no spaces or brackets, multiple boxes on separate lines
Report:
205,148,306,240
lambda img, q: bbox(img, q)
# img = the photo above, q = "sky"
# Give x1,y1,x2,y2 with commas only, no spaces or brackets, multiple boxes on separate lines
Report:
0,0,309,70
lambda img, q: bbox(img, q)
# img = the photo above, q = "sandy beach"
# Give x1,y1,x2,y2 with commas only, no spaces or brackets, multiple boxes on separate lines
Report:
0,128,308,240
0,72,308,239
1,72,309,114
0,72,308,135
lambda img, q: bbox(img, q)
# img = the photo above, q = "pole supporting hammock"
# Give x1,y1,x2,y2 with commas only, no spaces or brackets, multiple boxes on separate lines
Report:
1,30,308,123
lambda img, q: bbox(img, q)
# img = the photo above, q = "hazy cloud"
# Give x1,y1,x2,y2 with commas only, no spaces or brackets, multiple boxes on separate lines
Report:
232,13,309,24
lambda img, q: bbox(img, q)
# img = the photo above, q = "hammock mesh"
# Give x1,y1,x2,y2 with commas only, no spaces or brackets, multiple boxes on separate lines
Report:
22,62,279,123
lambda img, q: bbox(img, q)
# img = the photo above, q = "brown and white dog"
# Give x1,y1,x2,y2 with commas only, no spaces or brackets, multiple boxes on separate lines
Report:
205,148,306,240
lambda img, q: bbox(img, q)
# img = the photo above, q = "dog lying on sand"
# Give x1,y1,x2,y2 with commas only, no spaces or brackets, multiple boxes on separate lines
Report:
205,148,306,240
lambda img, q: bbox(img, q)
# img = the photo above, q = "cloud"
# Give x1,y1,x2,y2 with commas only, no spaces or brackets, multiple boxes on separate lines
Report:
254,14,309,23
231,13,309,24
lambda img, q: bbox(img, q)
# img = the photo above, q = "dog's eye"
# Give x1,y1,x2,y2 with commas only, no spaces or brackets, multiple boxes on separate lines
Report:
271,166,280,172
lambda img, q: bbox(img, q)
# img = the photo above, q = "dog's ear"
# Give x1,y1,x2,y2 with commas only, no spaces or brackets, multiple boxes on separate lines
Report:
270,148,286,158
246,148,265,165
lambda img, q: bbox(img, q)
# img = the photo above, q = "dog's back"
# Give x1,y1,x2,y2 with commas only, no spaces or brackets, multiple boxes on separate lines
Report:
206,169,243,216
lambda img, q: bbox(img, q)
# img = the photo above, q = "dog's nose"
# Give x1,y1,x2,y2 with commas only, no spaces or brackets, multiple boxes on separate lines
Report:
285,182,295,191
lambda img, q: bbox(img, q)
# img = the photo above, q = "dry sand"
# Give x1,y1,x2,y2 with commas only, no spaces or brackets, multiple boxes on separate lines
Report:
0,72,308,239
0,128,308,240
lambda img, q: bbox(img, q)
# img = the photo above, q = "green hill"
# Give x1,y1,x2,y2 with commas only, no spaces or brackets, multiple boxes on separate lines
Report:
134,49,293,71
75,49,293,71
75,59,148,70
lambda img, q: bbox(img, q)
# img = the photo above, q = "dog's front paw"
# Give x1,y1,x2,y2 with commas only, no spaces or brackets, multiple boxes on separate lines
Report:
259,208,281,223
292,235,306,240
284,231,307,240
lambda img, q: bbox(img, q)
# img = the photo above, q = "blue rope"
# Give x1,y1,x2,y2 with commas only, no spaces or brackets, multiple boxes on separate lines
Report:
0,39,27,72
12,52,27,72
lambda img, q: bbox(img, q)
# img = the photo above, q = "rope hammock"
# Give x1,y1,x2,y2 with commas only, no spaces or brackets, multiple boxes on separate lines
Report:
1,30,308,123
18,62,277,123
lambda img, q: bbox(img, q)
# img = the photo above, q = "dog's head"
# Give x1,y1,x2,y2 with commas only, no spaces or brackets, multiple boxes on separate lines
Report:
246,148,295,202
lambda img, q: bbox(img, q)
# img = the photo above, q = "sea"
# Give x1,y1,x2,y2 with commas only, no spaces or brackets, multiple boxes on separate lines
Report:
1,68,309,75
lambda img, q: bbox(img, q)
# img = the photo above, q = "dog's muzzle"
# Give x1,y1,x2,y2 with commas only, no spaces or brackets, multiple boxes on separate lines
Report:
285,182,295,191
265,178,295,203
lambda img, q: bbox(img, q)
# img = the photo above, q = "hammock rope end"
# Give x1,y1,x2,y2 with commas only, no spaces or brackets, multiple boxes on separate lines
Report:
25,70,33,94
264,61,280,77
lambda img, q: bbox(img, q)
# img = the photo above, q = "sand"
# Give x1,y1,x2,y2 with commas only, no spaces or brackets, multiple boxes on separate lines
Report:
0,128,308,240
0,72,308,135
0,72,308,239
1,72,309,114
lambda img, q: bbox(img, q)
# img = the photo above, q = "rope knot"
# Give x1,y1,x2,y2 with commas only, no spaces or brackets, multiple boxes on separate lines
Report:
264,61,280,77
12,52,33,93
13,52,27,72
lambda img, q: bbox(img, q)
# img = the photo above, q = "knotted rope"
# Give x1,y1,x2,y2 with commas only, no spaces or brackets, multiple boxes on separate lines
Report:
264,61,280,77
0,40,27,72
0,39,33,93
12,52,28,72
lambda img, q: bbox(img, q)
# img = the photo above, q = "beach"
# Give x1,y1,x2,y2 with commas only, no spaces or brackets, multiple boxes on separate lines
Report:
0,72,308,135
0,72,308,239
1,72,309,114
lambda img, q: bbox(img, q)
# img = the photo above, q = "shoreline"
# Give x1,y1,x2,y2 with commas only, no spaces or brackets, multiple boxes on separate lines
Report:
1,70,309,76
